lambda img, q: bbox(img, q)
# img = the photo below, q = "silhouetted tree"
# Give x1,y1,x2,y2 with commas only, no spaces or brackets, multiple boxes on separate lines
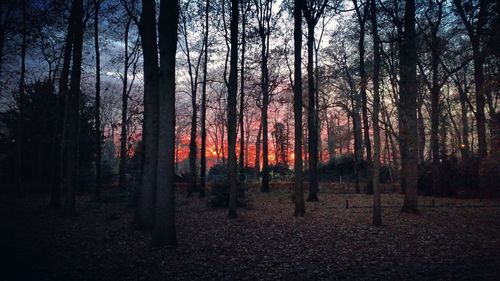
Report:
293,0,305,217
227,0,239,218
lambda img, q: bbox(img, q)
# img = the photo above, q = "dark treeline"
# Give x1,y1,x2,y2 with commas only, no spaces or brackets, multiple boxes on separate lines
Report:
0,0,499,245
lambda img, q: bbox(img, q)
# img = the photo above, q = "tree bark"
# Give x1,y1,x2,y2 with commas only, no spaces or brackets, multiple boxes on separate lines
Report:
452,0,488,158
52,1,75,208
154,0,179,246
16,0,27,196
93,0,102,201
238,1,248,183
306,23,318,201
353,0,370,194
400,0,419,214
200,0,210,197
254,120,262,177
293,0,305,217
62,0,84,217
256,0,271,193
135,0,160,230
371,0,381,225
227,0,239,218
119,18,132,190
180,4,204,197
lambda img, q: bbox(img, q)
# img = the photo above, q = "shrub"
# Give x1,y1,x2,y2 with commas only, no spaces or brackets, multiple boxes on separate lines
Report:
417,157,480,197
268,164,293,180
207,164,250,208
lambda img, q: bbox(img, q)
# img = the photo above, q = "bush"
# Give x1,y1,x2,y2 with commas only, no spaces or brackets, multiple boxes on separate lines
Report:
417,157,480,197
316,155,362,182
268,164,293,180
379,165,394,184
207,164,250,208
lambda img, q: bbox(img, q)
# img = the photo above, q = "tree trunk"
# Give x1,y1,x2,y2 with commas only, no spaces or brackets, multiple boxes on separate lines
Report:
458,80,470,159
472,42,487,158
371,0,381,226
430,29,441,197
254,120,262,177
16,0,27,196
353,0,369,194
417,103,425,164
62,0,84,217
227,0,239,218
154,0,179,246
306,23,318,202
238,1,247,182
257,0,271,193
135,0,160,230
400,0,418,214
452,0,488,158
93,0,102,201
327,113,336,159
52,2,75,208
293,0,305,217
182,6,203,197
119,18,132,190
200,0,210,197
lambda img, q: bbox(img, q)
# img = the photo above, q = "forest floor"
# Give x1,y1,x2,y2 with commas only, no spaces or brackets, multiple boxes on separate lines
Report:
2,189,500,281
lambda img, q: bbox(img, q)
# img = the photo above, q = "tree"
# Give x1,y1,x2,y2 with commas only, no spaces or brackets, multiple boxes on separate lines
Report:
353,0,370,194
200,0,210,197
293,0,305,217
227,0,239,218
370,0,381,225
0,0,15,97
62,0,84,217
118,4,141,190
452,0,489,158
179,0,205,197
93,0,102,200
239,0,251,181
154,0,179,246
400,0,418,214
254,0,273,193
16,0,27,196
52,0,76,209
418,0,444,196
303,0,328,202
134,0,160,230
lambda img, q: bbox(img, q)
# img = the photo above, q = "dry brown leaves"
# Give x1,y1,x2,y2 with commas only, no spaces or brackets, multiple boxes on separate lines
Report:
1,191,499,281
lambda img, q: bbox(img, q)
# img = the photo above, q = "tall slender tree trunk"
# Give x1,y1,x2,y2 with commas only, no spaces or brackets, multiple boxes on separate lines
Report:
136,0,160,230
306,23,319,202
119,18,132,190
154,0,179,246
254,120,262,177
327,114,335,159
200,0,210,197
400,0,419,214
62,0,84,217
239,2,247,183
93,0,102,201
293,0,305,217
16,0,27,196
256,1,271,193
453,0,488,158
227,0,239,218
182,7,203,197
353,0,369,194
472,42,487,158
371,0,381,225
52,4,75,208
430,28,441,197
417,104,425,164
458,81,470,159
